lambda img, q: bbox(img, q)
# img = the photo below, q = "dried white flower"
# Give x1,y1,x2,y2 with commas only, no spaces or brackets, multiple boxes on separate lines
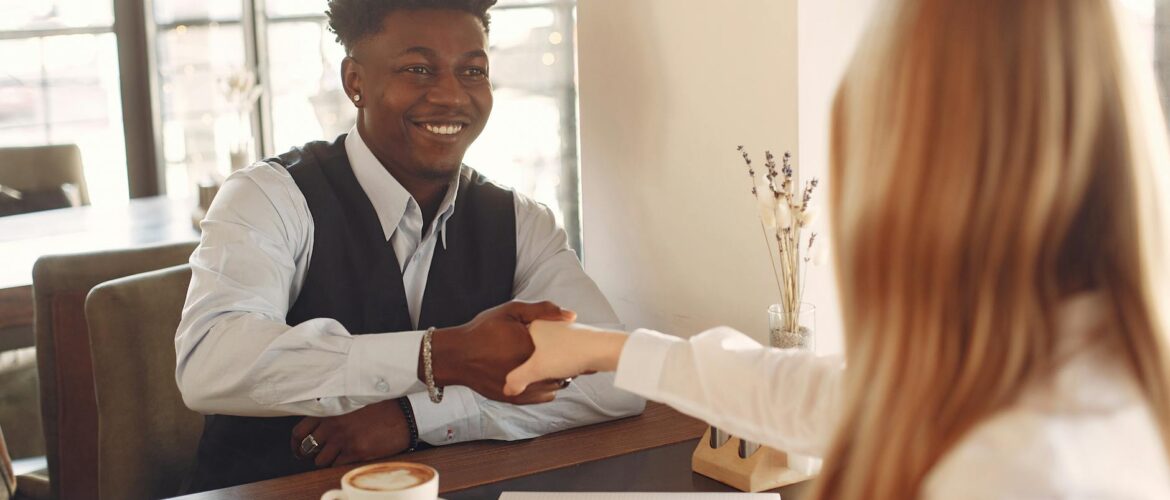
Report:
758,197,778,228
775,202,793,230
798,206,818,227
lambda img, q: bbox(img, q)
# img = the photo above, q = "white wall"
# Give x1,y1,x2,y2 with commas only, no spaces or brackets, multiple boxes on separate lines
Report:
796,0,877,354
578,0,875,351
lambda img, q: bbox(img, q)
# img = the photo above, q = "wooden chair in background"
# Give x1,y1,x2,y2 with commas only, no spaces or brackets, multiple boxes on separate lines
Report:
87,265,203,500
31,242,197,499
0,145,89,216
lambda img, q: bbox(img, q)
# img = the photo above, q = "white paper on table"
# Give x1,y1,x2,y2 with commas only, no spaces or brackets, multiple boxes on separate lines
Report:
499,493,780,499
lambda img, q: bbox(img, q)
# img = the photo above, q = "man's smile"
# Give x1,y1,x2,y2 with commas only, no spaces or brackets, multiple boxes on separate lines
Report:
409,117,472,143
422,123,463,135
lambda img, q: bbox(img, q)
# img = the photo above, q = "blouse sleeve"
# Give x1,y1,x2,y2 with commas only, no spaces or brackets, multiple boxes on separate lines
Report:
614,327,844,456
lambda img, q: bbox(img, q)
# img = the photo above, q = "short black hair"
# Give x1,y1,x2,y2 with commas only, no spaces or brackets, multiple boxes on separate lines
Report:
326,0,498,53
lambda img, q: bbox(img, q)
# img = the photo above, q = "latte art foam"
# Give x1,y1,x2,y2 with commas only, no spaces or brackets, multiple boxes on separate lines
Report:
348,466,432,491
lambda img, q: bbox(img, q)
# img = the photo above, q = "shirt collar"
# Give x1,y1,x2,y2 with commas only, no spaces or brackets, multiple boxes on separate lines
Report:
344,126,460,246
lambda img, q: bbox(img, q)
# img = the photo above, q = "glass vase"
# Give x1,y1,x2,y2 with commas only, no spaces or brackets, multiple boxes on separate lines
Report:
766,302,821,475
768,303,816,351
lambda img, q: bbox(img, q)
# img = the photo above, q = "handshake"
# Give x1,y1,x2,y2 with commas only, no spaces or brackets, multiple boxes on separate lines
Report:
291,301,628,467
423,300,625,405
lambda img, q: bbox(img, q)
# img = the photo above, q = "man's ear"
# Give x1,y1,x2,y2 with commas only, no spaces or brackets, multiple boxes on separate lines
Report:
341,55,363,108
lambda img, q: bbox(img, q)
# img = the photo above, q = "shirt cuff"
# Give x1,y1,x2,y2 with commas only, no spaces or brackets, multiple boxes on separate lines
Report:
614,328,679,398
345,330,427,400
406,386,482,445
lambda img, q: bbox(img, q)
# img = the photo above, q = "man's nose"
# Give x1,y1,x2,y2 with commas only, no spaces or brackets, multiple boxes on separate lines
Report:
426,72,471,108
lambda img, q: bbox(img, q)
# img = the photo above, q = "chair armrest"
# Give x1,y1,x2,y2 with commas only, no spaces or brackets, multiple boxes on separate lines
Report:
13,472,49,500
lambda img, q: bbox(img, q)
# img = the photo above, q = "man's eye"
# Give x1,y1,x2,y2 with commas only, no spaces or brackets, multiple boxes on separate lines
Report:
405,66,432,75
463,67,488,79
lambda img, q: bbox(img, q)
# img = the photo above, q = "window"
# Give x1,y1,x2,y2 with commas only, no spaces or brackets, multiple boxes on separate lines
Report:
0,0,128,205
1116,1,1161,110
153,1,248,195
152,0,583,248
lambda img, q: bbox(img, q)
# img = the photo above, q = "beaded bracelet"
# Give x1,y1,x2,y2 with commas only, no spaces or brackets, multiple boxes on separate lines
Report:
396,397,420,452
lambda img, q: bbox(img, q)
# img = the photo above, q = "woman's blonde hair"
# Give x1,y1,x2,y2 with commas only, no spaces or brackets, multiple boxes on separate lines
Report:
816,0,1170,498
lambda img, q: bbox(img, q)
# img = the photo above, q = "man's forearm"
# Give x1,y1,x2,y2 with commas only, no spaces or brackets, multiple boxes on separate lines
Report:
178,311,428,417
409,373,645,446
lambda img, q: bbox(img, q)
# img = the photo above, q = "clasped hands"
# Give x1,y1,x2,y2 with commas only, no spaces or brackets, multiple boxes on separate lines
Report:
291,300,607,467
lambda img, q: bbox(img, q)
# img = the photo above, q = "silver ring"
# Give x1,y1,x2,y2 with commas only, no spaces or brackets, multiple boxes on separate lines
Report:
299,434,321,456
560,377,573,389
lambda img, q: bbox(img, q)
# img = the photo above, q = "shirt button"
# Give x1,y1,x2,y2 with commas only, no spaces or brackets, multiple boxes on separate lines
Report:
412,253,421,262
376,380,390,393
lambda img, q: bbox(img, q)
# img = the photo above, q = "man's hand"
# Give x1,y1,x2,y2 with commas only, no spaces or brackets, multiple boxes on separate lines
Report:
290,399,411,468
423,301,575,403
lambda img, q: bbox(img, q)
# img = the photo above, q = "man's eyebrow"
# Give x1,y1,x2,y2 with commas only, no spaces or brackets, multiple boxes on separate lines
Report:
397,46,437,57
394,47,488,59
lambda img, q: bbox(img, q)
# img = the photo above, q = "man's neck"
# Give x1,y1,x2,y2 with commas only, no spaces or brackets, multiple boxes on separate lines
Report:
399,174,449,232
355,125,454,226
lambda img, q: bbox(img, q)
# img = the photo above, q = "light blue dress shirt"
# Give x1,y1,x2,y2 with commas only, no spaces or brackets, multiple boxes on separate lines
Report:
175,127,644,446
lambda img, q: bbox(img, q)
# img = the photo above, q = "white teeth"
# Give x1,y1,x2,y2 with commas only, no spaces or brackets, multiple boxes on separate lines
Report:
423,123,463,135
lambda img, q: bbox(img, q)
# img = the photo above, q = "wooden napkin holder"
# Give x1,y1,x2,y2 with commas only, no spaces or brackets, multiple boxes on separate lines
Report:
691,427,813,492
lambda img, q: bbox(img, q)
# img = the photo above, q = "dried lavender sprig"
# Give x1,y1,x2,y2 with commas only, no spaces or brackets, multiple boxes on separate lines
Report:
738,146,758,196
804,233,818,262
800,177,819,212
763,151,781,197
742,146,786,298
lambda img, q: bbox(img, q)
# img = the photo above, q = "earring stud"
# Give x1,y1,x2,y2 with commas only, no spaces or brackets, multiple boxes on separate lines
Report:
353,94,361,102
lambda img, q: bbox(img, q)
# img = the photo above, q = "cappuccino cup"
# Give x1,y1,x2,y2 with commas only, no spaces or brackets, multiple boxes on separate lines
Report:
321,462,439,500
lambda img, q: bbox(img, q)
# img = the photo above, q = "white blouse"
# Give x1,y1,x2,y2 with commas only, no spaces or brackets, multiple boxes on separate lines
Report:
613,295,1170,498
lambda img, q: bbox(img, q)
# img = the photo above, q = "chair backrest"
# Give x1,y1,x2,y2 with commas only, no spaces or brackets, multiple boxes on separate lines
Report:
31,241,197,500
86,265,203,500
0,144,89,207
0,424,13,500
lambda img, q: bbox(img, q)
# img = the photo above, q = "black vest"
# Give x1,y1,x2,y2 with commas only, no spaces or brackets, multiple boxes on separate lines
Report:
186,135,517,492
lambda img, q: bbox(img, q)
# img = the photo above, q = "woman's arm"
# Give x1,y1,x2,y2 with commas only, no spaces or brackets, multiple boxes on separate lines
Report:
507,321,844,456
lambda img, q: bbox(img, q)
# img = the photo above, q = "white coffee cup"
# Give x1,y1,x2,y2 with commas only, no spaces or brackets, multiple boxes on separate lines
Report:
321,462,439,500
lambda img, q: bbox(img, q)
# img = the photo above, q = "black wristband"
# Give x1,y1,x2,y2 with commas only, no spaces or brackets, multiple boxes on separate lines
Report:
397,396,420,453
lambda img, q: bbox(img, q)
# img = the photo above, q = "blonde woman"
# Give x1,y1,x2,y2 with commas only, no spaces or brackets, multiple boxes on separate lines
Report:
504,0,1170,497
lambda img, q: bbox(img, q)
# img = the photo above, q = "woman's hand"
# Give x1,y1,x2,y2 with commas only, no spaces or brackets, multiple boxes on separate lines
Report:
425,301,576,403
504,320,629,396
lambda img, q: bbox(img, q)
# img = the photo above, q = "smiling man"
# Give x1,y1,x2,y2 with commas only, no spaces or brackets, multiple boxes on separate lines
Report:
174,0,643,492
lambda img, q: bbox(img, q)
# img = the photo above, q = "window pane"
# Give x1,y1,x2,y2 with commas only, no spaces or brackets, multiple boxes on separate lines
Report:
0,33,128,206
0,0,114,30
0,38,46,133
465,6,577,229
267,21,351,152
156,24,248,198
266,0,328,18
154,0,242,24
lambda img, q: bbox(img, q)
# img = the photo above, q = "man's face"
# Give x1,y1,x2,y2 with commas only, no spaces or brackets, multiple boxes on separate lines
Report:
348,9,492,180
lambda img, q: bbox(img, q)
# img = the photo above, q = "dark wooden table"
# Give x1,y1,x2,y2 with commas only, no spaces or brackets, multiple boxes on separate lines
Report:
0,196,199,290
0,196,199,341
445,440,810,499
172,403,811,499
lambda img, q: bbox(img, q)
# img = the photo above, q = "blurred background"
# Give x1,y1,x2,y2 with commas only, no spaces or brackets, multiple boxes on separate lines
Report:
0,0,583,246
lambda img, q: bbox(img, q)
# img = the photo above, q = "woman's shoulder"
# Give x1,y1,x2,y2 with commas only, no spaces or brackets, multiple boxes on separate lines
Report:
922,373,1170,499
